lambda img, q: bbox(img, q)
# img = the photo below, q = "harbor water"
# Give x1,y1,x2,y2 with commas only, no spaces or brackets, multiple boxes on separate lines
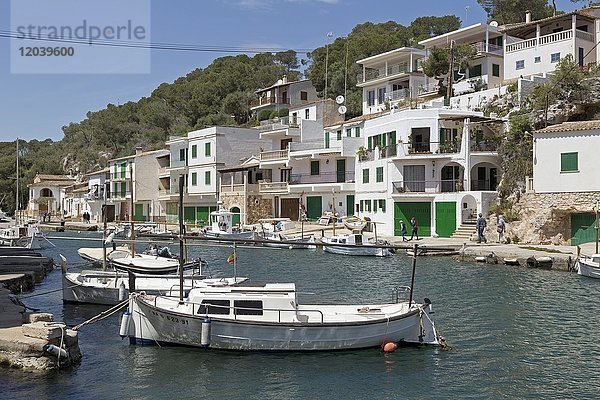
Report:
2,232,600,399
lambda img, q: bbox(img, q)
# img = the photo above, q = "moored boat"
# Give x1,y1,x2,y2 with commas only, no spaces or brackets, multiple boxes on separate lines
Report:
122,283,439,351
321,231,393,257
576,254,600,279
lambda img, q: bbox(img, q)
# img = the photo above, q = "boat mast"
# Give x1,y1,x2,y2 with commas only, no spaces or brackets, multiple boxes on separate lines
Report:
178,175,185,304
596,199,599,254
129,163,135,258
102,182,108,271
408,243,418,308
332,188,336,236
15,138,19,225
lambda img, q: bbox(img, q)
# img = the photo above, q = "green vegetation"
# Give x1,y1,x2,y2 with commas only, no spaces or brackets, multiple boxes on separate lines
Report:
477,0,553,24
421,44,477,96
518,246,564,254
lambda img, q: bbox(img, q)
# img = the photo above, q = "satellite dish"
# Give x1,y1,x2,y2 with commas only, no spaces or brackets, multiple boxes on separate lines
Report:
489,21,498,27
335,95,345,105
338,105,347,114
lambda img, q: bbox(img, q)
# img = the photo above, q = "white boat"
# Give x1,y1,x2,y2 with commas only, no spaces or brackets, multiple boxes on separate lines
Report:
342,216,368,231
321,231,393,257
61,258,247,305
77,246,202,275
257,218,315,249
203,207,257,241
576,254,600,279
122,283,440,351
0,224,44,249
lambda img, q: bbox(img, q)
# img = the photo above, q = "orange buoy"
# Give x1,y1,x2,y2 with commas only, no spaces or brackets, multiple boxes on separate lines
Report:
382,341,398,353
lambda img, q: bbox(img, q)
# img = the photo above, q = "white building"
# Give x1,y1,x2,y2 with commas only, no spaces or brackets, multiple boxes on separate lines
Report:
250,75,318,115
27,174,76,220
501,8,600,81
356,47,428,115
419,23,505,97
83,168,109,222
355,108,504,237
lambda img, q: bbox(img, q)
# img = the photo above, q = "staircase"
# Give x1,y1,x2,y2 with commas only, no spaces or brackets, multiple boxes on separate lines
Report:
451,222,477,240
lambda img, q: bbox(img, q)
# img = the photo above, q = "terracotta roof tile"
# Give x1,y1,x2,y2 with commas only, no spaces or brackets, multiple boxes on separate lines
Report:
535,120,600,133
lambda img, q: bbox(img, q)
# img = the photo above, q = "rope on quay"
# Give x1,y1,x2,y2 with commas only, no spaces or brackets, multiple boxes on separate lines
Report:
72,299,130,331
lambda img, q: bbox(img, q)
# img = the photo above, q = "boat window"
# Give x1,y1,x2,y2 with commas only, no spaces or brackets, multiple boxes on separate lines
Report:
234,300,263,316
198,299,230,315
340,238,346,244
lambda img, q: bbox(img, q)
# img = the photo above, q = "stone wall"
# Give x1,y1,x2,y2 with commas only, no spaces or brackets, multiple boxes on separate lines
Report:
507,192,600,244
220,193,273,225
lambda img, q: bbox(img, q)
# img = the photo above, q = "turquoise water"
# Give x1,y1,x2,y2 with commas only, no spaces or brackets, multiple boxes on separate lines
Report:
2,232,600,399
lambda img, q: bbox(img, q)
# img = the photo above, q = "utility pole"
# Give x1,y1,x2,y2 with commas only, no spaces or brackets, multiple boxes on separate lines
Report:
325,32,333,99
15,138,19,225
446,41,454,101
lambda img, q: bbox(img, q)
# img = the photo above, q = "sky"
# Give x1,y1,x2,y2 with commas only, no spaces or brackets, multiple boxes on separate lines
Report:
0,0,583,142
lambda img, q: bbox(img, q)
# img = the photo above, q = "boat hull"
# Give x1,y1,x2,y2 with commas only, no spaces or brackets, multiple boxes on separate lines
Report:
577,258,600,279
260,235,316,250
323,245,392,257
127,296,437,351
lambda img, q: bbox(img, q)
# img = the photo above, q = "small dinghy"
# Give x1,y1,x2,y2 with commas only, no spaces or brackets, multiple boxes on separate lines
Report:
526,256,553,269
503,257,520,266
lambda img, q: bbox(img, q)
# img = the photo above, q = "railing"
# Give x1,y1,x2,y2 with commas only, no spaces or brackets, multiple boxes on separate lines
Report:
470,141,499,152
110,172,130,180
506,29,575,53
110,191,131,200
158,187,187,197
169,159,187,168
385,88,410,102
356,61,411,83
392,179,467,194
220,183,259,194
472,41,503,55
471,180,495,191
576,29,594,42
289,171,355,185
260,149,289,162
250,96,291,108
259,181,288,192
259,116,300,129
417,82,440,95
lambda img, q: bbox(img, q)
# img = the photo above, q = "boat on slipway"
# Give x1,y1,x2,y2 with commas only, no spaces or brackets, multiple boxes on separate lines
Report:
202,207,257,241
257,218,316,249
321,231,393,257
576,254,600,279
122,283,439,351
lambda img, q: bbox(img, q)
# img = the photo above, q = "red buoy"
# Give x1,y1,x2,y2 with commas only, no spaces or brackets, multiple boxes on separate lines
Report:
382,341,398,353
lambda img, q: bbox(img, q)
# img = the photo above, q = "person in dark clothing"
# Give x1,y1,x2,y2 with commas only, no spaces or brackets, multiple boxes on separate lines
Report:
476,213,487,243
409,217,418,240
400,220,408,241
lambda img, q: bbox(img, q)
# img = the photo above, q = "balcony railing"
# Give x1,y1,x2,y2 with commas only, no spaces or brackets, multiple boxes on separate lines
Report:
110,191,131,200
470,140,499,152
506,29,576,53
169,159,187,168
260,149,289,162
392,179,467,194
250,96,291,108
472,41,503,55
110,172,130,180
471,180,496,191
289,171,355,185
417,82,440,95
385,88,410,102
357,61,411,83
259,181,288,193
158,187,188,197
220,183,259,194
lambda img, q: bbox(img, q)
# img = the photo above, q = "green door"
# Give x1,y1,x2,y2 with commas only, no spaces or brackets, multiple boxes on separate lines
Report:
231,207,241,227
336,159,346,183
184,206,195,223
394,201,431,237
571,213,597,245
346,195,355,217
134,203,144,221
196,206,210,226
435,202,456,238
306,196,322,221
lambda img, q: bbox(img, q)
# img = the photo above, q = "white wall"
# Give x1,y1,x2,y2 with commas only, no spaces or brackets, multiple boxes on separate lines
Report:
533,130,600,192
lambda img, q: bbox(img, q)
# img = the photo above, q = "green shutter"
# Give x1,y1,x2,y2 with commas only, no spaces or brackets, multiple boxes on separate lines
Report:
337,130,342,140
325,131,330,148
492,64,500,77
561,152,578,172
368,136,372,150
191,145,197,158
439,128,445,145
346,128,352,137
359,200,364,212
376,167,383,182
191,172,197,185
205,171,211,185
390,131,396,145
355,127,361,137
362,168,369,183
310,160,320,175
381,200,386,212
205,142,211,156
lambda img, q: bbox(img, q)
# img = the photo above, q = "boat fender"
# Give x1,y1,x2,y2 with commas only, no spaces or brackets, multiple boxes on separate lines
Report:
45,344,68,359
201,317,211,347
119,310,131,338
118,281,127,302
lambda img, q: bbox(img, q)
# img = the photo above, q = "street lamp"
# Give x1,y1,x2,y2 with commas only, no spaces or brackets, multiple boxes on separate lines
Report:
325,32,334,99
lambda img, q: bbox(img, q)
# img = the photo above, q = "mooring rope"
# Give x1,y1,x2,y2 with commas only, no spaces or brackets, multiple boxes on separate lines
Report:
72,298,129,331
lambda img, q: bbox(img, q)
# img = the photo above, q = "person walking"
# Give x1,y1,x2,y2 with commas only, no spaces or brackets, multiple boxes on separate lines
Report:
476,213,487,243
409,216,419,240
497,214,506,243
400,220,408,242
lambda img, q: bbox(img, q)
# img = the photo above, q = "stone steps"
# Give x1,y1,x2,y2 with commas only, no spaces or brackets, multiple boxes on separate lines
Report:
451,224,477,240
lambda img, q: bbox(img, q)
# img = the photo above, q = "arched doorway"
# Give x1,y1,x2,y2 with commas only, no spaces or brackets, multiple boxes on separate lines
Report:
470,163,499,191
230,206,241,228
460,194,478,224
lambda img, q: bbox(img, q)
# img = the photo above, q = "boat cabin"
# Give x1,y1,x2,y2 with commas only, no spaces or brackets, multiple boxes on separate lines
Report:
327,233,365,246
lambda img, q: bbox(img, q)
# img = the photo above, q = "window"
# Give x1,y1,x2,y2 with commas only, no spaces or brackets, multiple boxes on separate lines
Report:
305,109,310,119
379,199,386,212
359,200,364,212
377,87,386,104
205,142,211,157
198,300,230,315
492,64,500,77
362,168,369,184
191,172,197,186
560,152,578,172
367,90,375,106
355,127,361,137
191,145,197,158
179,148,186,161
469,64,482,78
551,53,561,63
205,171,211,185
337,130,342,140
534,56,541,63
234,300,263,316
346,128,352,137
376,167,384,182
310,160,320,176
300,91,308,101
516,60,525,70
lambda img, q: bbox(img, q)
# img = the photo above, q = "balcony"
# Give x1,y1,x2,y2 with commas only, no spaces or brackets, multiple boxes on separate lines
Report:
385,88,410,102
471,41,503,56
109,191,131,200
258,116,301,133
110,172,130,180
259,181,289,193
169,159,187,169
289,171,355,185
250,96,291,108
259,149,289,162
417,82,440,96
470,180,496,191
392,179,466,194
505,29,584,53
158,187,188,198
470,140,499,152
357,61,411,84
220,183,259,194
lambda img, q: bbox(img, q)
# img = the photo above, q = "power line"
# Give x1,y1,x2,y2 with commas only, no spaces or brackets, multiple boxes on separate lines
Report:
0,29,313,54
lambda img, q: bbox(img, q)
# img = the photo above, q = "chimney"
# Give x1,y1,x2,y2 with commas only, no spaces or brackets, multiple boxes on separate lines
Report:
135,146,143,155
282,75,288,84
525,10,531,23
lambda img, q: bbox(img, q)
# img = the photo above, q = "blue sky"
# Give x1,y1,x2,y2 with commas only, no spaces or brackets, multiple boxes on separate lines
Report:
0,0,581,142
